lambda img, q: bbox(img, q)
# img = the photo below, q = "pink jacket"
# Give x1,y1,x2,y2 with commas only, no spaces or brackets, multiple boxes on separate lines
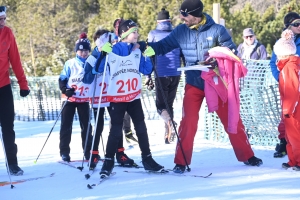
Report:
201,47,247,133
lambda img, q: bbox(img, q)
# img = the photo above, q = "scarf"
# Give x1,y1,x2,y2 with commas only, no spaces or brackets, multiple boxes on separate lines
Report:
242,39,258,60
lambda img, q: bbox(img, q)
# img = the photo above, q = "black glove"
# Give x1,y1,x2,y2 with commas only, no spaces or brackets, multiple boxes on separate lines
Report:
20,90,30,97
145,78,154,91
204,57,218,70
64,88,75,97
284,114,290,118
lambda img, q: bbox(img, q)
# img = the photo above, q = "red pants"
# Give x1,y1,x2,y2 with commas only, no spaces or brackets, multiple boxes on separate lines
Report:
284,116,300,167
174,84,254,165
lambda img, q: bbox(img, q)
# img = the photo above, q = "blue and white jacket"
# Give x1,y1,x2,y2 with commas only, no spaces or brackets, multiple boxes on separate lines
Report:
148,13,236,90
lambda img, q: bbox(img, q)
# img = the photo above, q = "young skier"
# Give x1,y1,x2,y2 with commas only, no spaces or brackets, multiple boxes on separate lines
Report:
94,19,164,177
58,33,93,162
83,29,135,169
273,29,300,171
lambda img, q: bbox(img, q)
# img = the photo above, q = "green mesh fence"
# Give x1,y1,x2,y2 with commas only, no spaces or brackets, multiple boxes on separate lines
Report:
203,60,280,146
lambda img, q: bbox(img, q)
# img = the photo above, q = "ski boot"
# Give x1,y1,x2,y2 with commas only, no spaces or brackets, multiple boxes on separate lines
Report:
274,138,287,158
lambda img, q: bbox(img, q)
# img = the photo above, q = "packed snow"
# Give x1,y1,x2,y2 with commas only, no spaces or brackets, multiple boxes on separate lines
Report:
1,118,300,200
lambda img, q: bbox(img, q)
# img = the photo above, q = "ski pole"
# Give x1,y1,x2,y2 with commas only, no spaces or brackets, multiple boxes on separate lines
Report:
0,124,15,189
146,42,191,172
34,97,69,164
78,74,98,171
85,36,111,177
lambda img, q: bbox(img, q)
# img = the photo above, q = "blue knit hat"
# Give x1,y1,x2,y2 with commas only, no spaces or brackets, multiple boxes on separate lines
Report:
74,32,91,52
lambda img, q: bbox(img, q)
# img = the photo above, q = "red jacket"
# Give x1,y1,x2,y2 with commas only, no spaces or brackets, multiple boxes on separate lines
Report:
277,56,300,118
0,26,28,90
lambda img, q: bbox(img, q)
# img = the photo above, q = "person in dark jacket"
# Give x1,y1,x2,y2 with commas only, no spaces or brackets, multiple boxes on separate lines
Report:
270,12,300,158
146,8,183,144
143,0,263,173
237,28,267,60
0,6,30,175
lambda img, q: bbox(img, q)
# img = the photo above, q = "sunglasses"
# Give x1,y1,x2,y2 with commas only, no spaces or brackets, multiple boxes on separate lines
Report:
0,6,6,12
0,17,6,21
290,23,300,27
244,35,254,39
180,6,202,17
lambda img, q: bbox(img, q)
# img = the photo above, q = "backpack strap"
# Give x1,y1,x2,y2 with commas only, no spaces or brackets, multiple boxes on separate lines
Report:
252,42,261,58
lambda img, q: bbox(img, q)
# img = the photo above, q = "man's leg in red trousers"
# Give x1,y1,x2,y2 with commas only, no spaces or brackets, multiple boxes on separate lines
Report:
215,97,254,162
174,84,204,165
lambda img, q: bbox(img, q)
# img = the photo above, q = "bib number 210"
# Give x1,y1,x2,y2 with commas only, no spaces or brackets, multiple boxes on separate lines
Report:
116,78,138,93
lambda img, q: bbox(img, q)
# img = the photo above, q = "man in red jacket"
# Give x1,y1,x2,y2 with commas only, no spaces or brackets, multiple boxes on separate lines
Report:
0,6,30,176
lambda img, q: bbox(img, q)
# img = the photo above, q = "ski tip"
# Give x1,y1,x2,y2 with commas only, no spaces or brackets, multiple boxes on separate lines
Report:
87,184,93,189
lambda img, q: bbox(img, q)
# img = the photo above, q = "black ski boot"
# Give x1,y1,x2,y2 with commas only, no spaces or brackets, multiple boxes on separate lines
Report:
173,164,186,174
89,154,101,170
9,164,24,176
61,154,71,162
116,152,134,167
243,156,263,166
282,163,291,169
100,157,114,178
274,138,287,158
142,154,164,171
293,165,300,171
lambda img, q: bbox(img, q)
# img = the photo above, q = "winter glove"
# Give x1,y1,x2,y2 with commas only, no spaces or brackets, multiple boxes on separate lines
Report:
20,90,30,97
101,42,112,54
144,46,155,57
145,77,154,91
203,57,218,69
64,88,75,98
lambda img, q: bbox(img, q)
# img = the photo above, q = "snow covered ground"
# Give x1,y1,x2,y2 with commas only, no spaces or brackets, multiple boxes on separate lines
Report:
1,119,300,200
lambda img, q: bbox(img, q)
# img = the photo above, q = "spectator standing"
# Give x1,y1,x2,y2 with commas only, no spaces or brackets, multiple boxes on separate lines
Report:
0,5,30,175
146,8,183,144
237,28,267,60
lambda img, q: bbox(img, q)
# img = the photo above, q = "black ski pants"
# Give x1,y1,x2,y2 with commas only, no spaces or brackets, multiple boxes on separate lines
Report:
92,107,124,154
59,101,92,158
155,76,180,119
0,84,18,165
105,99,151,158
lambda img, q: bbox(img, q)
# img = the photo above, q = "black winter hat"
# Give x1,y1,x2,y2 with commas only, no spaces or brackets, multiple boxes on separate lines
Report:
118,19,138,40
157,8,170,20
74,32,91,52
284,12,300,28
180,0,203,18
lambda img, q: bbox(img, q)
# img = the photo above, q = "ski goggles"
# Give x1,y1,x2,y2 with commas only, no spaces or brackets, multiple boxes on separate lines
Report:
290,22,300,27
180,7,202,17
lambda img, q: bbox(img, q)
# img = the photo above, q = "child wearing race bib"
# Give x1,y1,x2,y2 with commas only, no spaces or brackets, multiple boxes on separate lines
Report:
94,19,164,177
83,29,136,170
58,33,93,162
